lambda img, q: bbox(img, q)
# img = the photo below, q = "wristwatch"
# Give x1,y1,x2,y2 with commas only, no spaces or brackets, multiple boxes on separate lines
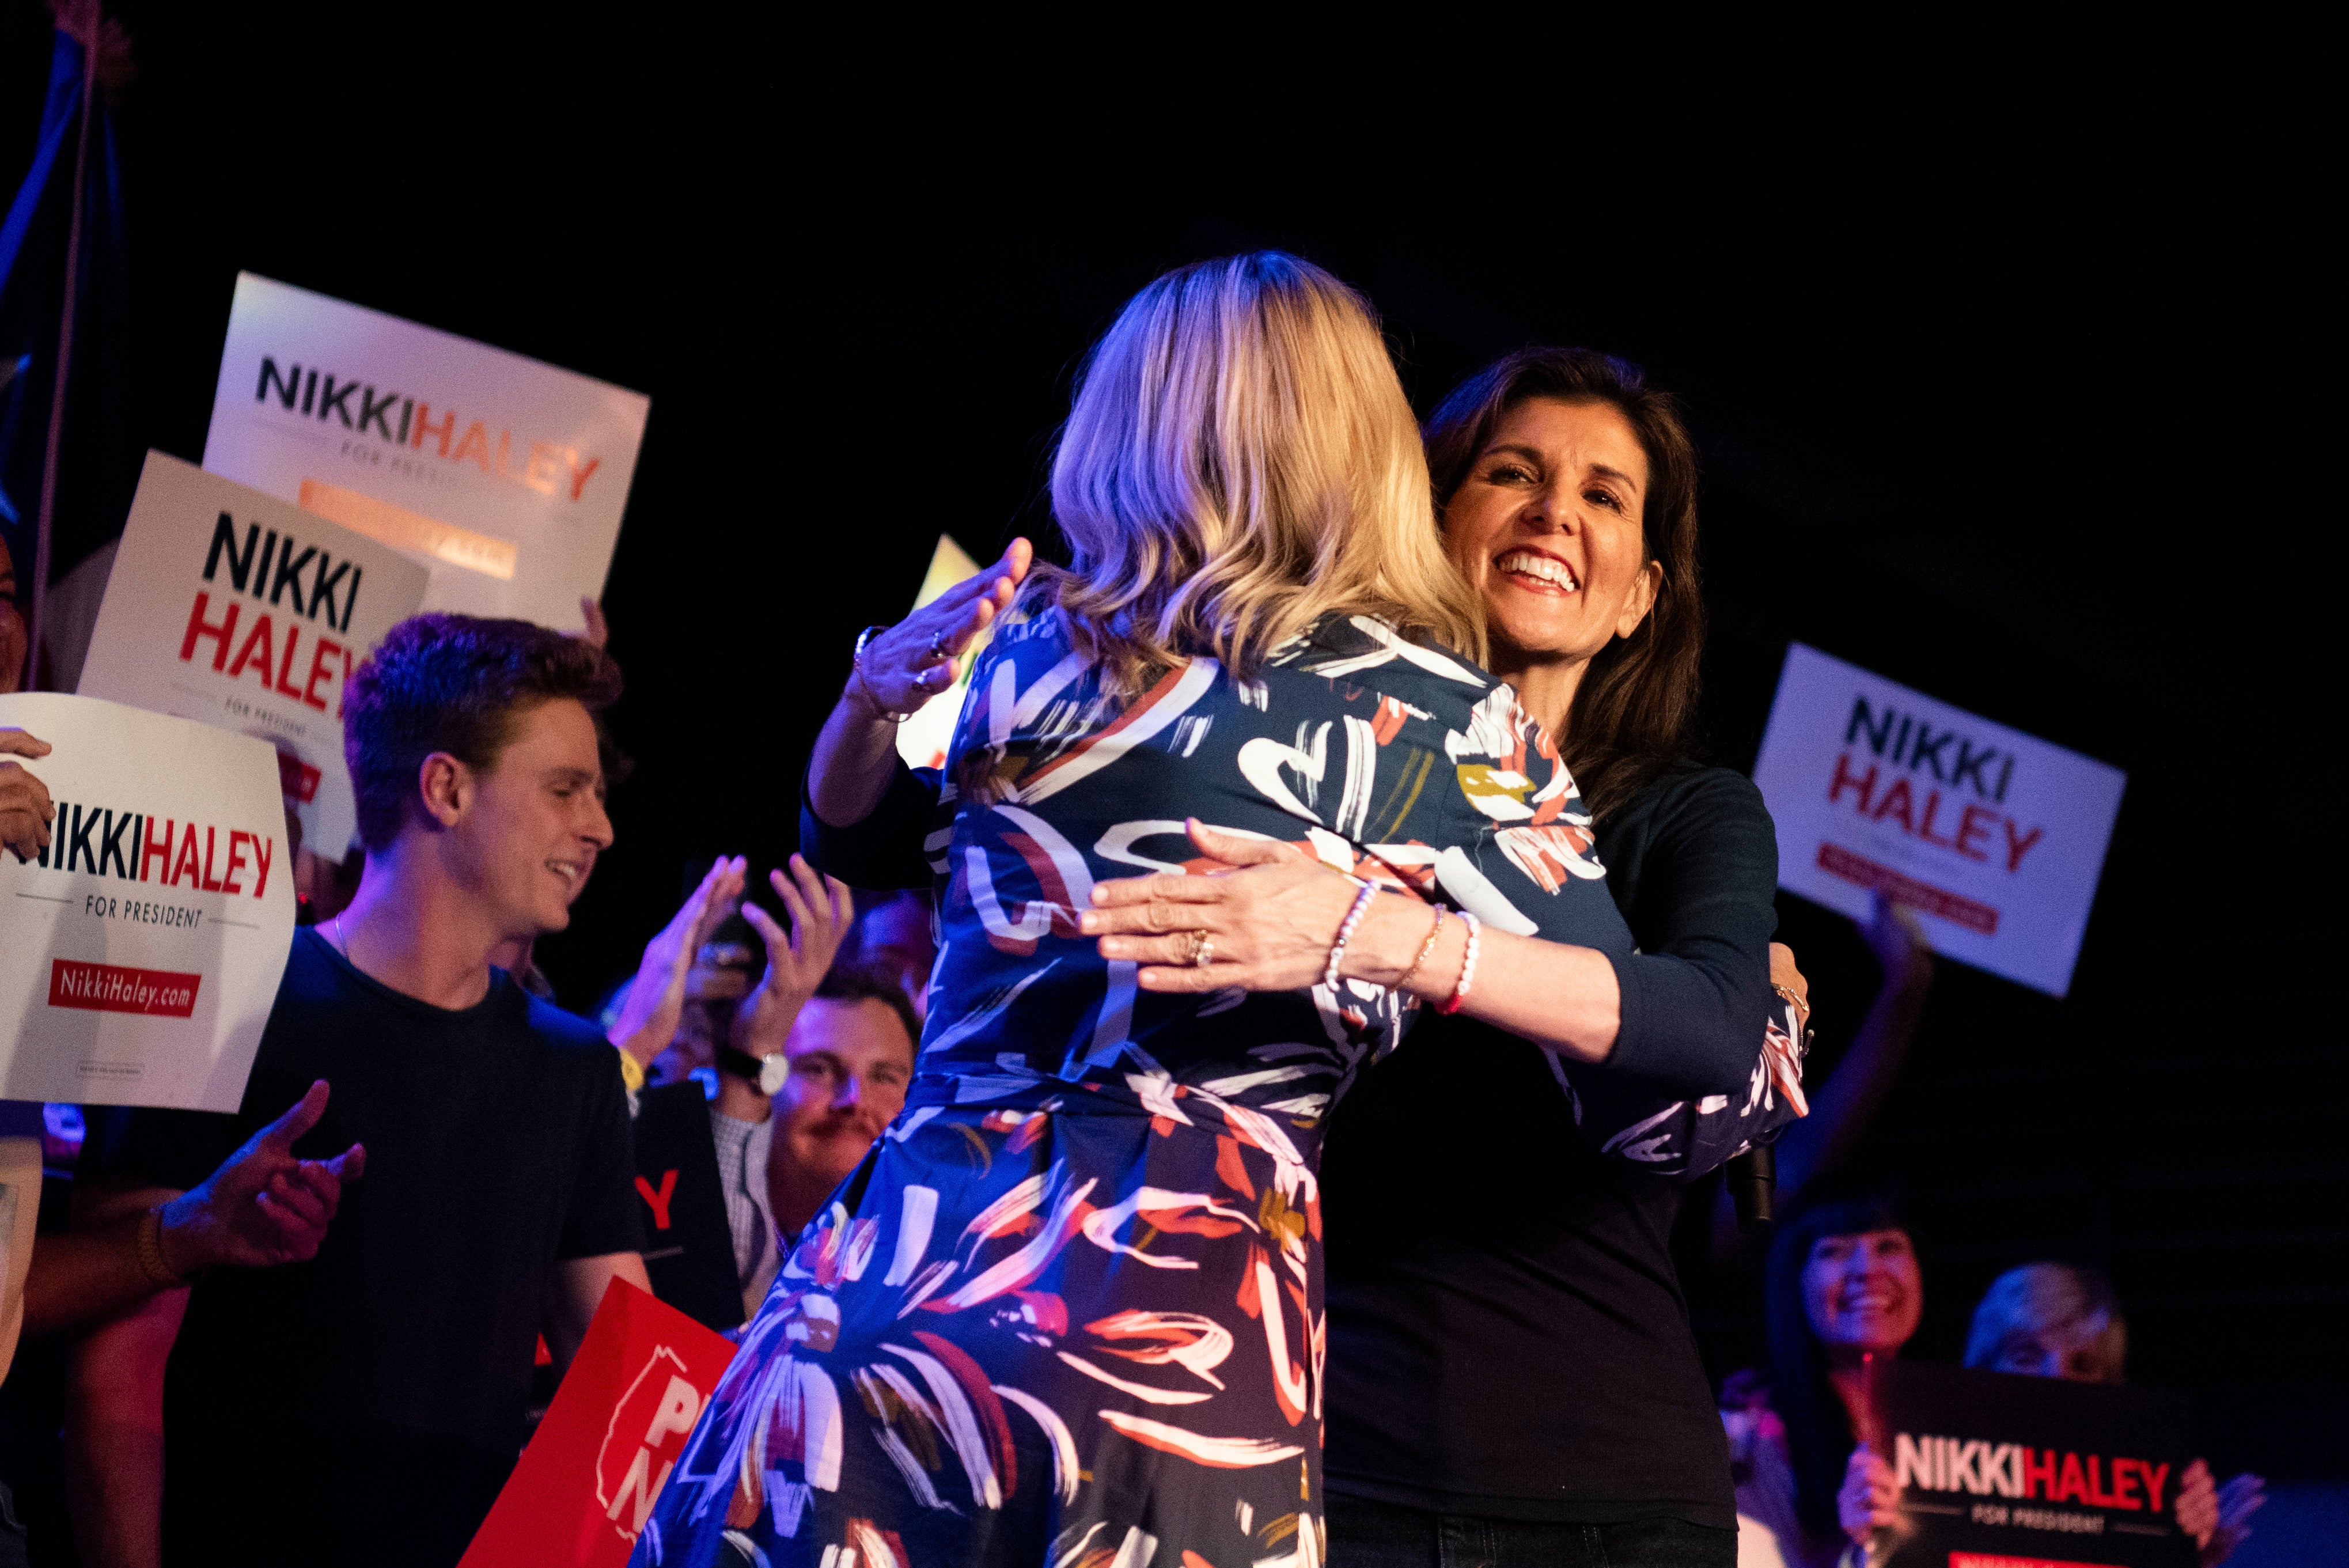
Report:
718,1044,791,1097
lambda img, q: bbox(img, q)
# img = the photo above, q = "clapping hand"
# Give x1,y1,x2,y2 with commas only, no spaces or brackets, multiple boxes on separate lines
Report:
733,855,854,1058
608,856,750,1069
1,727,55,862
162,1081,365,1270
849,539,1032,717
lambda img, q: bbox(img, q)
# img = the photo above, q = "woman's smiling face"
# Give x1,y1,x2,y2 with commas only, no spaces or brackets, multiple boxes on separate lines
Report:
1802,1228,1925,1354
1442,396,1661,671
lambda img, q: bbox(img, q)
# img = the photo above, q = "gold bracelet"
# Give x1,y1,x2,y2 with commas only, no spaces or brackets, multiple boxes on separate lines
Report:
1397,906,1448,992
138,1203,188,1288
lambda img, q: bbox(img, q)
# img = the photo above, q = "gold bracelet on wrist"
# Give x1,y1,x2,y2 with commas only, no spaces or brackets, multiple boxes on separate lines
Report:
1396,906,1449,993
138,1203,188,1288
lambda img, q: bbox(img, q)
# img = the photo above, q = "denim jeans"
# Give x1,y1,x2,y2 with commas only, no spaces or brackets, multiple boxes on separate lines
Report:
1327,1493,1737,1568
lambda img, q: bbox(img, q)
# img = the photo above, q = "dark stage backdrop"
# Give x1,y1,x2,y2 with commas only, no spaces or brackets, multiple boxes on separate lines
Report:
7,3,2340,1483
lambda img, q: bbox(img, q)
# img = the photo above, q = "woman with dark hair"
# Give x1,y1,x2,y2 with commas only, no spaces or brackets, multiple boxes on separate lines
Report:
1079,347,1802,1564
1726,1193,1922,1567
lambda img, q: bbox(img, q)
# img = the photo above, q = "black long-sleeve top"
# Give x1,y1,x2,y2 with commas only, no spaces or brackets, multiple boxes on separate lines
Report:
1318,763,1780,1527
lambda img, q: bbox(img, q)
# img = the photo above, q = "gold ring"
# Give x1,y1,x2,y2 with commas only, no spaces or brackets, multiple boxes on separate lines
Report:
1194,935,1215,968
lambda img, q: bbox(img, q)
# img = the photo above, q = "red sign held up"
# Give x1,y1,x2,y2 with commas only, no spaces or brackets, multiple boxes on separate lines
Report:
459,1278,738,1568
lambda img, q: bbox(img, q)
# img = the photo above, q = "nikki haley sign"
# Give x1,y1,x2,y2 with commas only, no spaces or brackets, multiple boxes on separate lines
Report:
1752,645,2126,997
0,693,294,1110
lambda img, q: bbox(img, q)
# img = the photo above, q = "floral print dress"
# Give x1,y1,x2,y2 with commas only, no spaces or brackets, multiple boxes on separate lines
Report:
635,613,1772,1568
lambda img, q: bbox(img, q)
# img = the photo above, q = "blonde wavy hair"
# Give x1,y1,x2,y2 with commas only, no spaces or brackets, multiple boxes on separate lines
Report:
1029,251,1484,688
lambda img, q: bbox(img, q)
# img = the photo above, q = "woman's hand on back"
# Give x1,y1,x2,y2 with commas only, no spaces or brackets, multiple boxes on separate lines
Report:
1081,820,1358,993
850,539,1032,717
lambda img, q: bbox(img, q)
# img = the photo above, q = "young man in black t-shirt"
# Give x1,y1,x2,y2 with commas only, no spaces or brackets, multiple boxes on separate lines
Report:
71,615,647,1568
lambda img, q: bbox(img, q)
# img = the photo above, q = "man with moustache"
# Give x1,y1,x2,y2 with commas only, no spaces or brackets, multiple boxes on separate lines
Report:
71,615,646,1568
762,962,918,1245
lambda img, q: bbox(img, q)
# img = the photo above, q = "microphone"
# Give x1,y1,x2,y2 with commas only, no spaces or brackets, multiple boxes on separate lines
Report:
1729,1141,1775,1232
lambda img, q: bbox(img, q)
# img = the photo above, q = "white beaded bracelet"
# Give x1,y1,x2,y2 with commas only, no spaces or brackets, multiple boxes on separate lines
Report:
1322,880,1381,990
1439,910,1484,1015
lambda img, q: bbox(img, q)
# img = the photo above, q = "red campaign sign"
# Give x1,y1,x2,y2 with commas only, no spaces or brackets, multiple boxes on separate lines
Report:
48,960,202,1018
276,749,322,804
459,1278,738,1568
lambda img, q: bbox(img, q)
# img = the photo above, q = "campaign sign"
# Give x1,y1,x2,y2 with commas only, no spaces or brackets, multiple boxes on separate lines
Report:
631,1081,746,1332
0,693,295,1111
1874,1362,2195,1568
202,272,650,632
76,452,429,857
1752,645,2127,997
459,1278,738,1568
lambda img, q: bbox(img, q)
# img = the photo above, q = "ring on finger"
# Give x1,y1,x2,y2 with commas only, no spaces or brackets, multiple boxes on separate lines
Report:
929,630,946,660
1180,929,1210,966
1193,934,1215,968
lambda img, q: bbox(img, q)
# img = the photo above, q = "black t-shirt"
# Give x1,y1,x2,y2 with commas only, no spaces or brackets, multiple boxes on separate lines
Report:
1320,764,1779,1528
89,929,643,1568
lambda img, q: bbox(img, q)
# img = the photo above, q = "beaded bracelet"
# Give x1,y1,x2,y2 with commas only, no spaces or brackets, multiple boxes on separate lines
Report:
1322,880,1381,990
1396,906,1448,993
1438,910,1484,1015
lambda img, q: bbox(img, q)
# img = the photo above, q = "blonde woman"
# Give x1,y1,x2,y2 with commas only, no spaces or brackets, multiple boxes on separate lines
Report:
638,253,1667,1568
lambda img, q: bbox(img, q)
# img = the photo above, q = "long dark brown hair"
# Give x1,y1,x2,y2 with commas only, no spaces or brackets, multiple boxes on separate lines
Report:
1765,1191,1914,1539
1423,347,1704,821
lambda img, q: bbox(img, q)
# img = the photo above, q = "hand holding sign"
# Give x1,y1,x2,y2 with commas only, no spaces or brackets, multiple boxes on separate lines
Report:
161,1078,365,1270
1841,1443,1905,1550
853,537,1032,717
733,856,854,1058
1,727,55,862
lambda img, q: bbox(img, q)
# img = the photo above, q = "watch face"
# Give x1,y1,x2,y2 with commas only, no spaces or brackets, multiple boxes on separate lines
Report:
759,1053,790,1097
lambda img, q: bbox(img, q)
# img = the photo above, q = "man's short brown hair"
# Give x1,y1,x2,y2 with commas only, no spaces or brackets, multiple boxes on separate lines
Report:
343,613,622,851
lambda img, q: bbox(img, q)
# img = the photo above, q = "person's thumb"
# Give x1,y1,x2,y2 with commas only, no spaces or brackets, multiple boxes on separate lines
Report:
1187,819,1290,867
325,1142,366,1183
261,1080,330,1150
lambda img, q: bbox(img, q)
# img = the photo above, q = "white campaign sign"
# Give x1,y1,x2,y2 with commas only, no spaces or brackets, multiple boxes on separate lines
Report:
1752,644,2127,997
202,272,649,632
77,452,429,858
0,694,295,1110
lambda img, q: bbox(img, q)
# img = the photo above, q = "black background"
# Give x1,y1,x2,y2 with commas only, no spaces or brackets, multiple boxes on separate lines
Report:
7,4,2342,1481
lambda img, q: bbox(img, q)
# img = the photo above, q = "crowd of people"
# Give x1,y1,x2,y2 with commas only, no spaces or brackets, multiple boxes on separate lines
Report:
0,251,2264,1568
